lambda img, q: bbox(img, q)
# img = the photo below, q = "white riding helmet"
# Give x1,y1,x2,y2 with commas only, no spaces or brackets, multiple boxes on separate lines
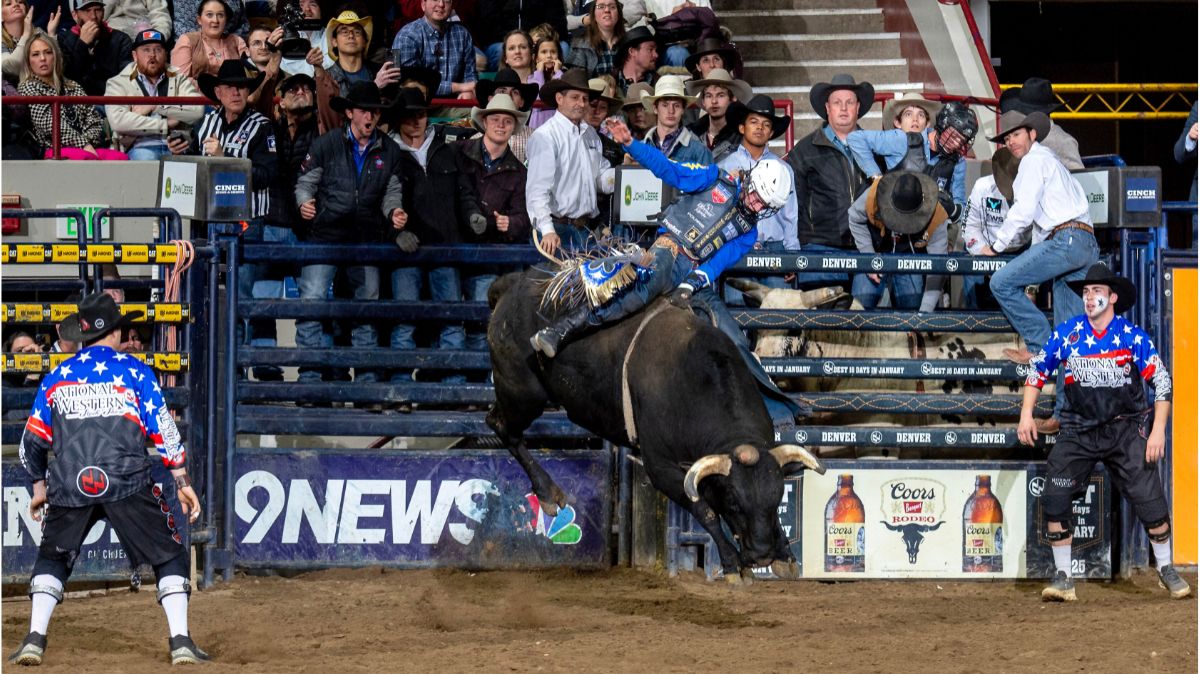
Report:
747,159,792,211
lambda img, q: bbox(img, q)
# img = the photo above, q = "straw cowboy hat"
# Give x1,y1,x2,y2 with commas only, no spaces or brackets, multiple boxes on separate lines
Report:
59,293,143,343
990,147,1019,203
726,94,791,140
1066,263,1137,314
588,77,622,108
987,110,1051,143
999,77,1063,115
881,92,941,129
875,170,941,235
640,75,697,111
538,68,598,108
476,68,539,112
197,59,265,103
683,37,742,77
471,92,529,130
324,10,372,60
810,73,874,121
684,67,752,103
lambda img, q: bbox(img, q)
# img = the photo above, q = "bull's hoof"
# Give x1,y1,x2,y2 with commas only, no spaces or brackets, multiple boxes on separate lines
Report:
771,560,801,580
723,571,752,587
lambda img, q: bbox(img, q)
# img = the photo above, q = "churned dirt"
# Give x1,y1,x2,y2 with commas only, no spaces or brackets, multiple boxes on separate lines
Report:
3,566,1196,673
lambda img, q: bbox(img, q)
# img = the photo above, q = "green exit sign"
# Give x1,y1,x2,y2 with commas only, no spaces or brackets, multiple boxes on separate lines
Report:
55,204,111,239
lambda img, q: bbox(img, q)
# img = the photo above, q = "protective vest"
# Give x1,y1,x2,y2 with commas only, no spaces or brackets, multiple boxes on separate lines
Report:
658,175,752,261
900,131,957,200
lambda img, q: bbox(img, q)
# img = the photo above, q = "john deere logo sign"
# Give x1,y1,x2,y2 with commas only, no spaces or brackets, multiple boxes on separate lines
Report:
164,177,172,197
624,185,633,206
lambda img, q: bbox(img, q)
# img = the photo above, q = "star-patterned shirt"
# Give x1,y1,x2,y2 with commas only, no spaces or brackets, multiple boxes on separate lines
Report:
1027,314,1172,430
19,345,185,506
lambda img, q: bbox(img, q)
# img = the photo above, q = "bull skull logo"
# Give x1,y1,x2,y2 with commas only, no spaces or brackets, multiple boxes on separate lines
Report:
882,520,944,564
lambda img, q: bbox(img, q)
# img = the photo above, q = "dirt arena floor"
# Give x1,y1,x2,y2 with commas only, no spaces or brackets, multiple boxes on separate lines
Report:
3,566,1196,673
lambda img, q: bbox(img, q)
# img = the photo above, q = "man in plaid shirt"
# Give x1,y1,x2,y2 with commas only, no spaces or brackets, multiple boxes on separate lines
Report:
392,0,477,100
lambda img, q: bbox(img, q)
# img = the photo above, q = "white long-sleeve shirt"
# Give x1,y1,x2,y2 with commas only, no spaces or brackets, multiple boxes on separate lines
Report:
991,142,1091,253
962,175,1031,255
526,111,615,235
718,144,800,251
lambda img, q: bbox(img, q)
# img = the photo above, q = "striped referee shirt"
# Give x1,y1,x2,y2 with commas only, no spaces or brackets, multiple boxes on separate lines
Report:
192,107,278,219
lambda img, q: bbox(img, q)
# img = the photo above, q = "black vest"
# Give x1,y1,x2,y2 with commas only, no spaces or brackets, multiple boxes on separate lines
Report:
659,175,753,261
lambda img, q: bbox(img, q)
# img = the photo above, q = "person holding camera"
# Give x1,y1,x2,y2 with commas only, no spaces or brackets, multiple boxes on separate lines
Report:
106,28,204,160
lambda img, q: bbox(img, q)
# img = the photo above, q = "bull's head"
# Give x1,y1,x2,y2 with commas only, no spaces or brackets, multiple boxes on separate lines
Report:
881,521,944,564
684,445,824,569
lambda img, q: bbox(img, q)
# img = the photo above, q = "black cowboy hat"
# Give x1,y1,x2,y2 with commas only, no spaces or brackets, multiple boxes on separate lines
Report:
197,58,266,103
539,68,599,108
876,171,940,235
809,73,874,122
726,94,790,140
683,37,742,77
277,72,316,95
59,292,143,343
613,25,656,70
1066,263,1137,314
999,77,1062,115
388,86,431,119
987,110,1051,144
330,81,392,113
475,68,539,112
990,147,1019,204
397,64,442,101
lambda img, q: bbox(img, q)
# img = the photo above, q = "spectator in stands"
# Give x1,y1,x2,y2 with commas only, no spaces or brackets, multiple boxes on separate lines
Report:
117,325,146,352
644,0,712,67
961,147,1028,309
387,87,472,382
295,81,403,384
103,0,170,41
564,0,623,78
999,77,1083,170
50,317,78,353
1173,100,1197,234
57,0,132,95
683,36,741,80
3,77,41,157
3,330,44,389
620,80,654,137
640,75,708,165
173,0,246,43
496,29,532,80
19,29,128,158
784,74,874,291
4,0,61,83
614,25,654,97
475,68,536,160
456,93,529,351
393,0,477,100
526,68,616,254
588,75,624,165
314,10,399,135
982,110,1098,434
245,24,284,116
279,0,332,77
171,0,248,80
684,67,749,162
478,0,565,72
106,28,204,160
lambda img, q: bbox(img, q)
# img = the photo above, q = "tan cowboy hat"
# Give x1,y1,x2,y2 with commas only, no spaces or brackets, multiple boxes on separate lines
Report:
990,147,1019,204
640,75,697,112
684,67,752,104
588,77,622,108
325,10,372,60
987,110,1051,143
880,92,941,129
470,92,529,130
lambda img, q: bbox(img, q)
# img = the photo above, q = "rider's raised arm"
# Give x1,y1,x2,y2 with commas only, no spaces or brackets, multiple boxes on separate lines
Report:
625,139,720,194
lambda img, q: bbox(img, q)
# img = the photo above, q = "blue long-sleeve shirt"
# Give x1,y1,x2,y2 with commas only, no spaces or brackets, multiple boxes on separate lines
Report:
625,139,757,288
719,145,800,251
846,128,967,207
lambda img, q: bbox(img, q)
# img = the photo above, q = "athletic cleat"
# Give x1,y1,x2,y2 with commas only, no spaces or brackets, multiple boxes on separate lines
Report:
1041,570,1077,602
1157,565,1191,599
169,635,211,665
8,631,46,666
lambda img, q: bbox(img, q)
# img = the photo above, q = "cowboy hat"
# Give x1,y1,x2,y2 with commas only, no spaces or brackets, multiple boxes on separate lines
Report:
324,10,372,60
329,81,393,113
613,25,656,70
588,77,622,108
59,292,143,343
470,92,528,130
726,94,790,140
388,86,430,118
1066,263,1137,314
999,77,1062,115
539,68,598,108
987,110,1051,143
881,92,941,129
990,147,1019,204
277,72,316,95
640,75,697,111
684,67,752,104
197,58,265,103
683,37,742,77
476,68,539,112
809,74,874,121
875,171,941,235
397,65,441,101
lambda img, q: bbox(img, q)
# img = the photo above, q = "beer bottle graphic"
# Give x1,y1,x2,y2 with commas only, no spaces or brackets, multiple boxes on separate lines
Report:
825,474,866,572
962,474,1004,572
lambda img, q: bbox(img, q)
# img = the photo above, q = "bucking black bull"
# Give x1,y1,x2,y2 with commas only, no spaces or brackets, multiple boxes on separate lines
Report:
486,269,825,583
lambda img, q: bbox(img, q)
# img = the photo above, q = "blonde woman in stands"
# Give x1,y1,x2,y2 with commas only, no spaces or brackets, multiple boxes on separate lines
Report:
2,0,59,82
17,29,128,159
171,0,248,80
565,0,624,77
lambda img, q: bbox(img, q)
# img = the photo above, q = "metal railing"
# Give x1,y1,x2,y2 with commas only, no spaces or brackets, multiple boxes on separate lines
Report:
998,83,1197,120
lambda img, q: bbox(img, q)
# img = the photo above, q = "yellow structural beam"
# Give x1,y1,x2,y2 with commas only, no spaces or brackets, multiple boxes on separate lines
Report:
1001,83,1196,93
998,83,1196,121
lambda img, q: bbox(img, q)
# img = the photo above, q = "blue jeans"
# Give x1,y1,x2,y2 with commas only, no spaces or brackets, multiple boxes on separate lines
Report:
390,266,465,383
552,219,597,253
238,224,297,379
296,263,380,382
127,142,170,161
463,272,497,352
853,272,924,310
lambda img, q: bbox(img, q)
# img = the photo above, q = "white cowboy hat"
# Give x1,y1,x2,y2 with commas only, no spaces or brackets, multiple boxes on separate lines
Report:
588,77,622,108
641,75,698,112
880,92,941,129
470,93,529,131
684,68,752,104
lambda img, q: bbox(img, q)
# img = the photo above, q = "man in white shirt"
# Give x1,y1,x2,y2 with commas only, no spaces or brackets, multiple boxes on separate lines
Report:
526,68,616,255
981,111,1099,433
960,147,1029,308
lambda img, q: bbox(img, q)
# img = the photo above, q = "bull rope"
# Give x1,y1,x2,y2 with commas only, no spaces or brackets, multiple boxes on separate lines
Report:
621,301,671,447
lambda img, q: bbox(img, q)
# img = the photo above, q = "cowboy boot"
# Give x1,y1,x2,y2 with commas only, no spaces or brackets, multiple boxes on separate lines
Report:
530,304,593,358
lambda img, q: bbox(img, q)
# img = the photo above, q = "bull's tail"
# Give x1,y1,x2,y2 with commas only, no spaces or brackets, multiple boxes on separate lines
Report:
488,272,525,309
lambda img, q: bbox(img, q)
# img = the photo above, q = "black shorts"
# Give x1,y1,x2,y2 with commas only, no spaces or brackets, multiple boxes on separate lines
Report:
39,483,184,569
1044,415,1169,525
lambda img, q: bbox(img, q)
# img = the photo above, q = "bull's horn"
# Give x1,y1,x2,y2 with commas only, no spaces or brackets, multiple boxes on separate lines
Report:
732,444,760,466
725,277,771,305
770,444,826,475
683,454,733,502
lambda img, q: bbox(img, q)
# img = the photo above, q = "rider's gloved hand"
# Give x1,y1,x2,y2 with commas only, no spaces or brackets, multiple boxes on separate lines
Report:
668,283,694,309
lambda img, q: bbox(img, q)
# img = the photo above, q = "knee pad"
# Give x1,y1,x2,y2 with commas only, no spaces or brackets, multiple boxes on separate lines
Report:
156,577,191,605
1045,524,1072,543
1145,518,1171,543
